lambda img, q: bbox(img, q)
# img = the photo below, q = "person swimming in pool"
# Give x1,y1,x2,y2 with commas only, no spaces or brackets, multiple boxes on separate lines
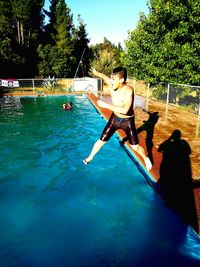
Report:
62,102,73,110
83,67,152,171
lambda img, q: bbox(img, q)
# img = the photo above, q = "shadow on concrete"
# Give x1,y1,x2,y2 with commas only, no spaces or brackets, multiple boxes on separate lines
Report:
157,129,198,233
137,110,159,164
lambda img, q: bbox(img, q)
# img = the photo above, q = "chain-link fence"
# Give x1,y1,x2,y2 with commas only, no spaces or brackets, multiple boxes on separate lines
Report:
0,78,102,95
134,80,200,115
1,77,200,114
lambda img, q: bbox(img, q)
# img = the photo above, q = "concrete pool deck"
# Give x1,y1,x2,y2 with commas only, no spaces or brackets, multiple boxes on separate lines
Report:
87,93,200,235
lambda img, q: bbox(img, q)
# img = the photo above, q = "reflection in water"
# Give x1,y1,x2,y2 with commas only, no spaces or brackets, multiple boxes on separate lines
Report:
0,95,23,109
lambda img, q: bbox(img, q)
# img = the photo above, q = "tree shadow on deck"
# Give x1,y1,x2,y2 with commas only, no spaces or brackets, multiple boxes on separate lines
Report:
157,129,199,233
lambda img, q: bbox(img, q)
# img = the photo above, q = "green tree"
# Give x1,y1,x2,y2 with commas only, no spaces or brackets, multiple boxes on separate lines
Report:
11,0,44,45
38,0,75,77
43,0,59,45
90,38,123,76
0,0,21,77
73,15,90,77
124,0,200,85
55,0,75,76
0,0,44,77
37,44,55,77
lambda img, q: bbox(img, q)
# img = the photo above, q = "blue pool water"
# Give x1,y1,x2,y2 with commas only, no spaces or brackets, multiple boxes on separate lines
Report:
0,95,199,267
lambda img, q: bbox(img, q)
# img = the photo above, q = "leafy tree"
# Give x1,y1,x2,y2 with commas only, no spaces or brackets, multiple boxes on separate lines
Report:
90,38,123,76
37,44,55,77
12,0,44,45
1,0,123,78
0,0,13,40
0,0,44,77
38,0,75,77
0,0,21,77
25,0,45,76
124,0,200,85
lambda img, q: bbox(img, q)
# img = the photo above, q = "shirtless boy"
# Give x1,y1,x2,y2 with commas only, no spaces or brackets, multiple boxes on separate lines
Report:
83,67,152,171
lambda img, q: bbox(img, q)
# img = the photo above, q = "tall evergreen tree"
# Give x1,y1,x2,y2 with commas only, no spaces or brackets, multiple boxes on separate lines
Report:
53,0,75,77
12,0,44,46
26,0,45,76
0,0,45,77
0,0,21,77
38,0,75,77
43,0,59,45
73,15,90,77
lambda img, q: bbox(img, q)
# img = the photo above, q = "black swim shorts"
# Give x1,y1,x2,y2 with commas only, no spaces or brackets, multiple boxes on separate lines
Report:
100,113,139,145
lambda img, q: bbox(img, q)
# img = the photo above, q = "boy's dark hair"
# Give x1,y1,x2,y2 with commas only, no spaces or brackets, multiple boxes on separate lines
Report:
112,67,127,83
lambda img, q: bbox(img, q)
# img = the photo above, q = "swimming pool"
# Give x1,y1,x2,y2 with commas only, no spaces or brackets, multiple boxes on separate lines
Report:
0,95,199,267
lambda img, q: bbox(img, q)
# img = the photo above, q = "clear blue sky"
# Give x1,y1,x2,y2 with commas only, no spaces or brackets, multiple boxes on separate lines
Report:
44,0,149,46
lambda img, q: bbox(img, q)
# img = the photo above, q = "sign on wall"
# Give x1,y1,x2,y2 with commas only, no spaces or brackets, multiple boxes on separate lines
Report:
0,79,19,87
73,78,100,92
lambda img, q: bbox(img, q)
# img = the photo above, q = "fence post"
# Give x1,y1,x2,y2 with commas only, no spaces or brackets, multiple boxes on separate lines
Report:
166,83,170,105
146,83,150,111
165,83,171,119
32,79,35,93
133,79,136,95
196,115,200,137
100,79,103,99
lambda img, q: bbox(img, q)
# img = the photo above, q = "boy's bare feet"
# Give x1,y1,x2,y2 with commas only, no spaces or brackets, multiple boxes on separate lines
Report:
144,157,152,171
83,159,89,165
83,156,93,165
